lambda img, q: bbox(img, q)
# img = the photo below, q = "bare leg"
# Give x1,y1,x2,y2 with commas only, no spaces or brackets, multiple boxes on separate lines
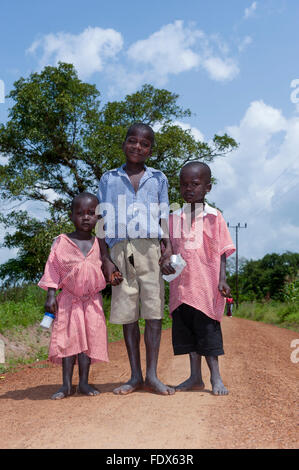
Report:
77,352,100,396
144,319,175,395
175,352,205,391
205,356,228,395
113,321,144,395
51,355,76,399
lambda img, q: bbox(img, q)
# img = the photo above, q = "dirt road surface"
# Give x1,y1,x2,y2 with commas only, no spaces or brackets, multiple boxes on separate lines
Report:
0,317,298,449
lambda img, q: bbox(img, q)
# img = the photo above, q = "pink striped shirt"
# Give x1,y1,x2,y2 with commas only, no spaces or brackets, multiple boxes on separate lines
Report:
169,204,235,321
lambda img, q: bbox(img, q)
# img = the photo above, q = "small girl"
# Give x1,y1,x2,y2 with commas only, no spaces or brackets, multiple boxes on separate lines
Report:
38,192,109,399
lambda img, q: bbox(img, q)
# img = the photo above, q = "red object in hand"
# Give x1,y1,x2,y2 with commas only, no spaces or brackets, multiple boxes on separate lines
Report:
226,297,233,317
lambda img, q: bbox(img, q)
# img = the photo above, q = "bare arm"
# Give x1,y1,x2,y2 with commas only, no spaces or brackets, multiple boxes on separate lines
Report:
97,237,123,285
159,218,175,275
44,287,58,314
218,253,231,297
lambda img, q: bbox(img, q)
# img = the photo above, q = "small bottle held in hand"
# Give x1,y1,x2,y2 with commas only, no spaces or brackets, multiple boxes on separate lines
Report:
226,298,233,317
40,312,55,329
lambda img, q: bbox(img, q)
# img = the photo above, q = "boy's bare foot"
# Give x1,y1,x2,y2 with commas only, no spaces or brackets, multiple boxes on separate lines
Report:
205,356,228,395
51,385,75,400
175,377,205,392
113,378,143,395
144,377,175,395
77,384,100,396
211,378,228,395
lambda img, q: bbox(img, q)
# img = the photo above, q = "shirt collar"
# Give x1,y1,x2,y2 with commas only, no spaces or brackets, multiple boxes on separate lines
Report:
118,163,153,185
203,202,218,217
118,163,152,176
173,202,218,218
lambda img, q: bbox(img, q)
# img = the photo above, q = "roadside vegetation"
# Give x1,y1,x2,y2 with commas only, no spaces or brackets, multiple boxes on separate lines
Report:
0,284,172,373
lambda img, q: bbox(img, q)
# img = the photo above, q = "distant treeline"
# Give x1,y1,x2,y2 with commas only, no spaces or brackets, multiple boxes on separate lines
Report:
227,251,299,302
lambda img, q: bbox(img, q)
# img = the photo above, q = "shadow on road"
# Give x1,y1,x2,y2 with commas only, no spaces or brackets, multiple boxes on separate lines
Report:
0,382,124,400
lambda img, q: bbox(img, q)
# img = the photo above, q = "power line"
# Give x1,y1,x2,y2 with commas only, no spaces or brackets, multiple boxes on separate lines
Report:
227,222,247,309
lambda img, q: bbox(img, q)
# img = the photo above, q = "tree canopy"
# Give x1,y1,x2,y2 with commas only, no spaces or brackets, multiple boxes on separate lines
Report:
227,252,299,302
0,62,238,286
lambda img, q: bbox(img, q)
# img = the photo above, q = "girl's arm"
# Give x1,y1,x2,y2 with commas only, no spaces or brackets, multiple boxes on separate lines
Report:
218,253,231,297
44,287,58,314
97,237,123,285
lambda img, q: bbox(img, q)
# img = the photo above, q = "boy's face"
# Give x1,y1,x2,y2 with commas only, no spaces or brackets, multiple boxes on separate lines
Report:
70,197,98,232
122,128,153,165
180,166,212,204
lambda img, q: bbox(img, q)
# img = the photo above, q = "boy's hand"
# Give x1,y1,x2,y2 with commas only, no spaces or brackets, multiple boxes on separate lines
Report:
218,280,231,297
110,270,123,286
102,257,123,285
159,251,176,276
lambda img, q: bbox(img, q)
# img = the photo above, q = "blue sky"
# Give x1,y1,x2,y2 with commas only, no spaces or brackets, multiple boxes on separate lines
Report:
1,0,299,264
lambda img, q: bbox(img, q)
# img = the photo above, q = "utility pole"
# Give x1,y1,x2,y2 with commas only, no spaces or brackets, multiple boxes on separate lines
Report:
227,222,247,309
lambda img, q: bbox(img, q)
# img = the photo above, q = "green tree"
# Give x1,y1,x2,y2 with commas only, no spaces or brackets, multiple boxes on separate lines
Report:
227,252,299,302
0,62,238,286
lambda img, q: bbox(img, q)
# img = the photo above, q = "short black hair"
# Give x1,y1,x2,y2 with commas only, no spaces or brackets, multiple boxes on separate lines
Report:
180,161,211,183
70,192,98,213
125,122,155,147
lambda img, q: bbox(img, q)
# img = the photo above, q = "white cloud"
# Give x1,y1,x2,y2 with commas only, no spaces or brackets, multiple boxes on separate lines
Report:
244,2,257,19
27,26,123,79
124,21,240,88
27,21,241,93
238,35,253,52
202,56,239,82
127,20,201,83
210,100,299,259
173,121,205,142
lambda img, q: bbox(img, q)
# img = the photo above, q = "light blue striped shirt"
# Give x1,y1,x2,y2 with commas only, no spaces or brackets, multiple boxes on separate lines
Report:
97,164,170,248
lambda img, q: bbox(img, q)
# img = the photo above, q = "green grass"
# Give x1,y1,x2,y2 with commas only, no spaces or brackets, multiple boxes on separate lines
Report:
234,300,299,332
0,284,46,333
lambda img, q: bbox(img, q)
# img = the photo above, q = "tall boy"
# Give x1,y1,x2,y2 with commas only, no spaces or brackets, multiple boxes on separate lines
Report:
169,161,235,395
97,123,175,395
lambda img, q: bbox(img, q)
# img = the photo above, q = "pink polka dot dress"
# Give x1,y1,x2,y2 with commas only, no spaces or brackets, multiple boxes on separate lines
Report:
38,234,109,364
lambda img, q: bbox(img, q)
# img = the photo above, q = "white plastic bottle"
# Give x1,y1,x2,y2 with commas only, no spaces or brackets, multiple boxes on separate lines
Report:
40,312,55,329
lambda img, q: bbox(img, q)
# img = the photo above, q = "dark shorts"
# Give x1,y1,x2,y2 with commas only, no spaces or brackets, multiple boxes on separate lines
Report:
172,303,224,356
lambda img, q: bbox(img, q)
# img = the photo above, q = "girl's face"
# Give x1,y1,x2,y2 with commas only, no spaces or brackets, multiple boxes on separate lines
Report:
180,166,212,204
70,197,98,232
122,128,152,165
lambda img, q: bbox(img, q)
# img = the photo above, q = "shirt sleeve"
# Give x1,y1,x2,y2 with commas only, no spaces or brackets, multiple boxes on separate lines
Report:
158,173,170,219
97,173,108,203
38,238,61,291
218,212,236,258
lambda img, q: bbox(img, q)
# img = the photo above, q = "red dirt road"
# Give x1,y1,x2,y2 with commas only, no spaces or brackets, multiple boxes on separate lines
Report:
0,317,298,449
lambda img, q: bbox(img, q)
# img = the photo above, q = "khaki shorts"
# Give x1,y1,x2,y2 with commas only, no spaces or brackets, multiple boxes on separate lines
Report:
110,239,165,324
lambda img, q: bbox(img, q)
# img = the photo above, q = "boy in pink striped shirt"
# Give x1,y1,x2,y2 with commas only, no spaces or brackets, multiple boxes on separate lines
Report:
169,162,235,395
